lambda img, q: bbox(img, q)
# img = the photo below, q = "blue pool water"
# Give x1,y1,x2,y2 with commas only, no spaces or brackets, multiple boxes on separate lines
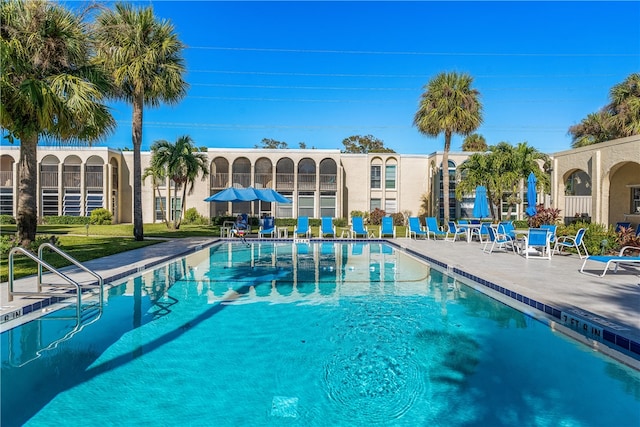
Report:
2,241,639,426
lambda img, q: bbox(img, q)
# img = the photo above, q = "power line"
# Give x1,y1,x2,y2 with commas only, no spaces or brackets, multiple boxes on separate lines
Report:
188,46,639,57
190,69,623,79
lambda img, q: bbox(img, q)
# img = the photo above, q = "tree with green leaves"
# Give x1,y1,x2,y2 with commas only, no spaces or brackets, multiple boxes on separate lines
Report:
461,133,487,151
341,135,395,153
569,73,640,147
414,72,482,222
142,161,170,228
256,138,288,149
94,2,188,240
457,142,548,219
149,136,208,229
1,0,115,246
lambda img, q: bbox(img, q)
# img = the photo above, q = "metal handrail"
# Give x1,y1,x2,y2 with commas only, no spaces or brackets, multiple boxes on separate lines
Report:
8,247,82,320
38,243,104,308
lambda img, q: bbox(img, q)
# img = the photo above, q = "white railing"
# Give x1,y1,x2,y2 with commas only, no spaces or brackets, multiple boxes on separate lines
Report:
0,171,12,187
564,195,592,217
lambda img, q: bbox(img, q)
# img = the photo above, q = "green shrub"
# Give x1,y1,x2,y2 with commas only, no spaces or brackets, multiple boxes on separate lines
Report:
89,208,113,225
42,216,90,225
0,215,16,225
513,220,528,229
184,207,209,225
556,222,618,255
0,234,59,256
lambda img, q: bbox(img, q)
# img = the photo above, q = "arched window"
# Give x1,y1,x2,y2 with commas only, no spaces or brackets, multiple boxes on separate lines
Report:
232,157,251,188
211,157,229,188
254,157,273,188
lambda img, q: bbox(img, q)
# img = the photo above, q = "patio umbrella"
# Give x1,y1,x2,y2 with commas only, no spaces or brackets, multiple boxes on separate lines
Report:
204,186,292,203
254,188,292,204
526,172,538,216
472,185,490,219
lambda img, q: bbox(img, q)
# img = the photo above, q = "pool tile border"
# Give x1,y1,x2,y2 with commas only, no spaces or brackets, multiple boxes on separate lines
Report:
404,247,640,360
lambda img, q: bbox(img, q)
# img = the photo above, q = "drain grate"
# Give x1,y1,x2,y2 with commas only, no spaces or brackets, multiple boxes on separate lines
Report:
271,396,298,418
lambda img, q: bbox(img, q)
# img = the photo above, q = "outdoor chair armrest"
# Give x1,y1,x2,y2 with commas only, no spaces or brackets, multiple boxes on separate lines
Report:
619,246,640,256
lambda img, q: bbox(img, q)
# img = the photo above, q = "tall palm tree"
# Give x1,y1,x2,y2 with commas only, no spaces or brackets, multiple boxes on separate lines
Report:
1,0,114,245
606,73,640,137
93,3,188,240
150,136,208,229
414,72,482,222
461,133,487,152
142,161,170,228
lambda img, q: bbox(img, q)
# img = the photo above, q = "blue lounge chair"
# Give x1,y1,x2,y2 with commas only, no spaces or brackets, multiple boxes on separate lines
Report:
553,228,588,259
258,216,275,238
580,246,640,276
522,228,552,259
483,226,516,254
425,217,446,240
320,216,336,238
407,216,428,239
293,216,311,238
445,221,466,242
379,216,396,238
350,216,371,238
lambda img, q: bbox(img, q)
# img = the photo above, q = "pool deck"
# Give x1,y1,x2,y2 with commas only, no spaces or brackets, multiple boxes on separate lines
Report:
2,236,639,364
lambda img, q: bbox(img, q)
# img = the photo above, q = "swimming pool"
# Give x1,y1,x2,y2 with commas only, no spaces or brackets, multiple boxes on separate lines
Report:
2,241,639,426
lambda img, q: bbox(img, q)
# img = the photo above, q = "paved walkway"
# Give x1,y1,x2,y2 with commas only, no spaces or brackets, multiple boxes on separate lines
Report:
2,236,639,365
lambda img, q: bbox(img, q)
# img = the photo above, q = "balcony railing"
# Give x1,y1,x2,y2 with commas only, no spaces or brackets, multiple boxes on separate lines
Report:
0,171,12,187
254,173,272,188
63,171,81,188
297,173,316,191
211,173,229,189
276,173,294,191
85,171,103,188
231,173,251,188
319,174,337,191
41,171,59,188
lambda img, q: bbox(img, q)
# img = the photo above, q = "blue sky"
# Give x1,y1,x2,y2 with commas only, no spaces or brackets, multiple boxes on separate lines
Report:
40,2,640,154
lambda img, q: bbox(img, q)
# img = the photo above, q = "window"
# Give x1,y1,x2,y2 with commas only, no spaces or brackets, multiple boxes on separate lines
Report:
277,194,293,218
42,189,59,216
63,190,81,216
385,165,396,189
632,187,640,214
298,194,314,217
85,192,103,215
370,198,381,211
320,195,336,218
0,188,13,215
384,199,397,214
371,165,381,189
155,197,167,221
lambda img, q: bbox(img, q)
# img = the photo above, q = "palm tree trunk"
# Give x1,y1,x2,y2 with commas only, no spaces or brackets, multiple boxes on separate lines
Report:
16,134,38,246
442,132,452,222
132,93,144,241
175,180,188,229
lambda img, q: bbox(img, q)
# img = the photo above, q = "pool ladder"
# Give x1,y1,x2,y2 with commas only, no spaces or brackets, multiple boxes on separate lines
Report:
8,243,104,321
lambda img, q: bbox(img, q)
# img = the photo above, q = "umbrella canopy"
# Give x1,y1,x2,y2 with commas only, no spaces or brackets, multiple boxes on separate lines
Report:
526,172,538,216
254,188,292,204
204,187,292,203
472,185,490,219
